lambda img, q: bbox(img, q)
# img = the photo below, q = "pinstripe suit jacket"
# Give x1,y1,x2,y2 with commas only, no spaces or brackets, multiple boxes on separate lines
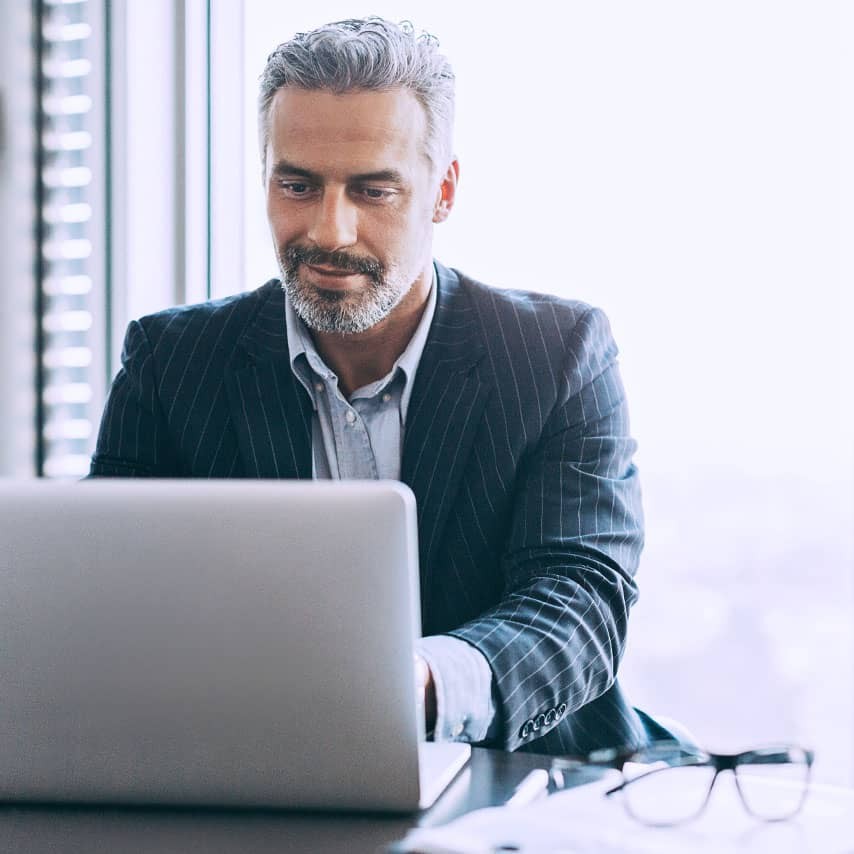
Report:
91,261,654,755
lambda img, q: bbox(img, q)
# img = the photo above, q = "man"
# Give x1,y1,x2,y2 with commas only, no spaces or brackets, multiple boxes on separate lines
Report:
91,17,669,755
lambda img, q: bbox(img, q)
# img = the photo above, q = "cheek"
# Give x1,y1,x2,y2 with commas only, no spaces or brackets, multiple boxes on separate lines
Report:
371,218,421,262
265,188,286,220
389,203,433,245
266,199,300,241
265,193,281,229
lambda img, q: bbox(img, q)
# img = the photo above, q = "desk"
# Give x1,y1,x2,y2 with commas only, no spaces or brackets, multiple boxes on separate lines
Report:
5,750,853,854
0,747,564,854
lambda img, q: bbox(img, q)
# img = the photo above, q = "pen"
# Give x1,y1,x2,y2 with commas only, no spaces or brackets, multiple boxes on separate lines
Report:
505,768,550,807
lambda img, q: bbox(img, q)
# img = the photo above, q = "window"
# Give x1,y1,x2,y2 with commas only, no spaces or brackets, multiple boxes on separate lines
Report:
0,1,212,477
234,2,853,783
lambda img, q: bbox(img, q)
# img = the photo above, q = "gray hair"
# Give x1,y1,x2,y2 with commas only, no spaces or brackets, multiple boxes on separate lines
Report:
258,17,455,175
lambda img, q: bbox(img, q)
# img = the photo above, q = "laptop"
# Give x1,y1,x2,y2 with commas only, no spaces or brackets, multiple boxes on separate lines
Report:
0,479,470,811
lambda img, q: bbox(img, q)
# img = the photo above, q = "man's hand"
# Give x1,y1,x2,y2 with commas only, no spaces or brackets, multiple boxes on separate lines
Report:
414,654,437,737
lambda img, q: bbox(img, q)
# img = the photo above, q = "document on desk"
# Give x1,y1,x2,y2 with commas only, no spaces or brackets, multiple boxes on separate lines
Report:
395,770,854,853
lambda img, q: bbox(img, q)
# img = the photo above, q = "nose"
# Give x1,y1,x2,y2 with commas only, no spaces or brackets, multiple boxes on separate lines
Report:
307,187,357,252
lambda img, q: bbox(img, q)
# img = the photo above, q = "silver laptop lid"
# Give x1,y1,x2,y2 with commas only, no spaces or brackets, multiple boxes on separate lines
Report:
0,479,432,811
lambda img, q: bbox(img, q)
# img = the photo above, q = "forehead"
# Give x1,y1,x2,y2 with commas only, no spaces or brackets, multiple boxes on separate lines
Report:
267,87,428,176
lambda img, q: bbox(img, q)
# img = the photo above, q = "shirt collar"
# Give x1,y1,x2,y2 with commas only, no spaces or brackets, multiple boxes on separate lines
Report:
285,264,438,420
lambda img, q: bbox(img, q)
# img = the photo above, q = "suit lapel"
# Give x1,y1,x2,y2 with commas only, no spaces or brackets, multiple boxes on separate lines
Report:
402,264,492,606
222,268,492,562
224,285,312,479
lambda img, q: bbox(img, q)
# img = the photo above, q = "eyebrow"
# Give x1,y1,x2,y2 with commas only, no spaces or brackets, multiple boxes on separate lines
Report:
271,160,406,185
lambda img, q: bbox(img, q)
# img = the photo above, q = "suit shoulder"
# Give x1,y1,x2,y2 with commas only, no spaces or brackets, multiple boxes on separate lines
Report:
451,269,608,343
136,279,277,332
132,280,279,352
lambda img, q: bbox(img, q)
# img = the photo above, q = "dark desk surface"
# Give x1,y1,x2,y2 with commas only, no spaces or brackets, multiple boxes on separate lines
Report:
0,748,580,854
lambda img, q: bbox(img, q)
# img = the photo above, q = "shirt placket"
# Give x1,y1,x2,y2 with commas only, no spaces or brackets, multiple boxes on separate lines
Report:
330,392,378,480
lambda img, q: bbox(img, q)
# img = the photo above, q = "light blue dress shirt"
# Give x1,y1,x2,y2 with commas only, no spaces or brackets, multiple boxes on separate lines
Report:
285,267,496,743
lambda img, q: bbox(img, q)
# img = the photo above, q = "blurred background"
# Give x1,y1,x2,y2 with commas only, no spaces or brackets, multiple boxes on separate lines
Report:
1,0,852,782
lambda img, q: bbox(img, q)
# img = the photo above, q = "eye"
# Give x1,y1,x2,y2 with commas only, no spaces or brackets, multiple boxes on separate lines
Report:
278,181,315,197
358,186,395,201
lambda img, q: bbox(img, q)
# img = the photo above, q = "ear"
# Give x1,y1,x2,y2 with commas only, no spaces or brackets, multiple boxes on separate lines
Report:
432,158,460,224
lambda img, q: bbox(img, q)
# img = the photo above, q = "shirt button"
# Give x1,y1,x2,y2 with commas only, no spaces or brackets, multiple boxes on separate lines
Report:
345,410,357,425
314,382,324,393
382,392,392,403
450,722,464,738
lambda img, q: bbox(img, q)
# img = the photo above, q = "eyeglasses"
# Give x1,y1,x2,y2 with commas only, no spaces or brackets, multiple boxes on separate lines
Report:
550,741,814,827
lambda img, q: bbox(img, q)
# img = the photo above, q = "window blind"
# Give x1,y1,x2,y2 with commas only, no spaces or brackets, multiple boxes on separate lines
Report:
36,0,107,477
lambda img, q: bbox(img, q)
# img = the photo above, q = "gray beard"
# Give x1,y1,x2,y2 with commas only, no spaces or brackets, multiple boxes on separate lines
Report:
277,245,409,334
281,268,407,335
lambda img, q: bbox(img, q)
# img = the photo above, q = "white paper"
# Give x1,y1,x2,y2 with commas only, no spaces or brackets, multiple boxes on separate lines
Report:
398,771,854,854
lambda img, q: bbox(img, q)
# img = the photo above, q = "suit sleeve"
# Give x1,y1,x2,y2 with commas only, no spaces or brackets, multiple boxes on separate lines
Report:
448,307,643,751
89,320,179,477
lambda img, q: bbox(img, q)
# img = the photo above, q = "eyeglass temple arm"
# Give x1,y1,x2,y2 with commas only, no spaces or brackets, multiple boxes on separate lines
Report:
602,761,715,798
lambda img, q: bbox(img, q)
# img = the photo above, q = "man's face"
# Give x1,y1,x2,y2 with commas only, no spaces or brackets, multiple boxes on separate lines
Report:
264,87,454,335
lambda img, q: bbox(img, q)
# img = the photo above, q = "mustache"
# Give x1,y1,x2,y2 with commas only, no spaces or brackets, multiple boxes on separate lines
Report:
283,245,383,278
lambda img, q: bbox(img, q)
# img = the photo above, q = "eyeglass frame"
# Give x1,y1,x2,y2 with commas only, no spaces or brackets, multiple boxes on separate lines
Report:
550,741,815,828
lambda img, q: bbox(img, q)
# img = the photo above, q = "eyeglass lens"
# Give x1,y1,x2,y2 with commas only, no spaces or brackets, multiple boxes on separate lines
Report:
619,761,717,826
734,747,812,820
